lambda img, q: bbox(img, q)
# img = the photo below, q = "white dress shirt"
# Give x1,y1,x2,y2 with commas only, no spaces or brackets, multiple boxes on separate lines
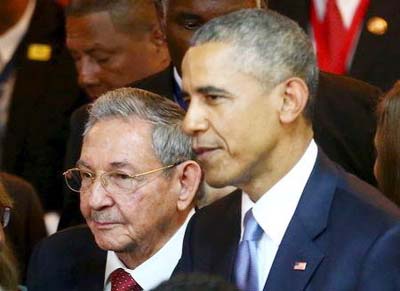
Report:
240,139,318,291
312,0,362,28
104,209,195,291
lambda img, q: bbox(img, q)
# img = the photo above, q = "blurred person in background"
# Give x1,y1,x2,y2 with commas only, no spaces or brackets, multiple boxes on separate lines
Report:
0,180,19,291
1,173,46,283
66,0,170,100
0,0,87,219
374,81,400,206
268,0,400,90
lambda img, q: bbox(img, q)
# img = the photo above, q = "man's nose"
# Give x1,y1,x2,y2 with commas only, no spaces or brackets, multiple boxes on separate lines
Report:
183,98,209,135
86,177,113,211
77,57,99,87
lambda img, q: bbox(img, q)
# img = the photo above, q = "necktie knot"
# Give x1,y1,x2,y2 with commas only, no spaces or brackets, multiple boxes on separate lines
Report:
242,209,263,241
110,268,142,291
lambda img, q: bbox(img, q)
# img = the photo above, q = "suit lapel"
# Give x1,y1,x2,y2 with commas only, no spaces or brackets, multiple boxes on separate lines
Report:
74,231,107,290
198,190,242,282
216,190,242,282
264,151,337,291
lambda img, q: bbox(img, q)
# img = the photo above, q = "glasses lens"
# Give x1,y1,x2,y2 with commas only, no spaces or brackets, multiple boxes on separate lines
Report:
106,172,137,193
64,169,84,192
0,207,10,228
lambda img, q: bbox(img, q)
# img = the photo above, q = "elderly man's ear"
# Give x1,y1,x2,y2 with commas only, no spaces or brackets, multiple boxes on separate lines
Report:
175,161,202,211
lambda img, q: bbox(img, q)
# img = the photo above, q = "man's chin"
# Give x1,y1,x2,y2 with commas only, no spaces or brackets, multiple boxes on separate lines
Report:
93,235,135,253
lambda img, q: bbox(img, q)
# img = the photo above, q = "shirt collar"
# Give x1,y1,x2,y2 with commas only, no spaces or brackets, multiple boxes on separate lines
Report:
0,0,36,65
173,67,182,90
104,209,195,290
312,0,362,28
241,139,318,245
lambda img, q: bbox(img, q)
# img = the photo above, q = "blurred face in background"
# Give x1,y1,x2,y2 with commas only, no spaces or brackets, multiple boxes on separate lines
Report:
67,11,169,99
157,0,260,75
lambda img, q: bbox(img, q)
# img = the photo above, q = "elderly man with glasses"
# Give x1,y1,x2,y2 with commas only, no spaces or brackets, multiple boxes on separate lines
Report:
27,88,202,291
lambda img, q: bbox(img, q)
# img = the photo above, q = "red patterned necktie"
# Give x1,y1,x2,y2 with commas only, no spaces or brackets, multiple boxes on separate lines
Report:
110,268,142,291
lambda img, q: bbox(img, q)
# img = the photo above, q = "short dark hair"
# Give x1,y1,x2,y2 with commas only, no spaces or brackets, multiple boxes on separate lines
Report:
375,80,400,206
191,9,318,122
66,0,158,35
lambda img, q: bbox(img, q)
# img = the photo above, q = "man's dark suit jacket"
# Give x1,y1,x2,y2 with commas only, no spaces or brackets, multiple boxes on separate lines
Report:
27,225,106,291
1,0,87,211
176,151,400,290
57,66,380,229
268,0,400,90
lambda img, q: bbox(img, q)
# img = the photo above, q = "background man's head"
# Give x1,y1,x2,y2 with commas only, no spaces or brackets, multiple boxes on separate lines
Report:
66,0,170,99
76,88,201,268
0,0,28,35
182,9,317,197
0,182,18,291
154,0,265,75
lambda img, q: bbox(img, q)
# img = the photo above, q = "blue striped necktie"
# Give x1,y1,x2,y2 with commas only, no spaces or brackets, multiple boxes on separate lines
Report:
234,209,263,291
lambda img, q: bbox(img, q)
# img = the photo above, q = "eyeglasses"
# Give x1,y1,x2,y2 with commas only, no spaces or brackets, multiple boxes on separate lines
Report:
63,161,183,194
0,206,11,228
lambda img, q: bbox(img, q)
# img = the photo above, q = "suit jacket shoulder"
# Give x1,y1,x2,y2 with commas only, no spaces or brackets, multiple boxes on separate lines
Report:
178,152,400,290
313,72,380,185
176,189,242,279
131,65,175,101
27,225,106,291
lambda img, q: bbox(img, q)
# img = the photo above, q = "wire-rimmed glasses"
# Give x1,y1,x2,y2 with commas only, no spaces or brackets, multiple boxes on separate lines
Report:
63,161,183,194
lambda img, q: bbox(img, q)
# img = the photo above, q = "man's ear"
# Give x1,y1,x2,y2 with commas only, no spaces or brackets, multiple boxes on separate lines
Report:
153,1,167,35
175,160,202,211
150,23,167,47
278,77,309,124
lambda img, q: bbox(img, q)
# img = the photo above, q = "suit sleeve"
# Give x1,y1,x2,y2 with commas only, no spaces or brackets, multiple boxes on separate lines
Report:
357,223,400,290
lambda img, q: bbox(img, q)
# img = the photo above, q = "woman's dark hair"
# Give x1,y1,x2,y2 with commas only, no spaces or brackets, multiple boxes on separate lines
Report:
375,81,400,206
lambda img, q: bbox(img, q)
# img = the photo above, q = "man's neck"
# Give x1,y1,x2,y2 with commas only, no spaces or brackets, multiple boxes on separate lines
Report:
0,0,29,35
242,126,314,202
116,211,188,269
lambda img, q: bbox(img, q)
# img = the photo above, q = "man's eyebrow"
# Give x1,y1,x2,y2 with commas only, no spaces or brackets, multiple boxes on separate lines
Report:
181,86,231,99
76,160,90,168
197,86,230,96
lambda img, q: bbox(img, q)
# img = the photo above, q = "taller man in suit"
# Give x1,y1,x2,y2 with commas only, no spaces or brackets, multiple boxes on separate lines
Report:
178,9,400,290
28,88,202,290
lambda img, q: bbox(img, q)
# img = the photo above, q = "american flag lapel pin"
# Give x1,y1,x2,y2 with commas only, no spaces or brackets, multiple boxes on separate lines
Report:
293,261,307,271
